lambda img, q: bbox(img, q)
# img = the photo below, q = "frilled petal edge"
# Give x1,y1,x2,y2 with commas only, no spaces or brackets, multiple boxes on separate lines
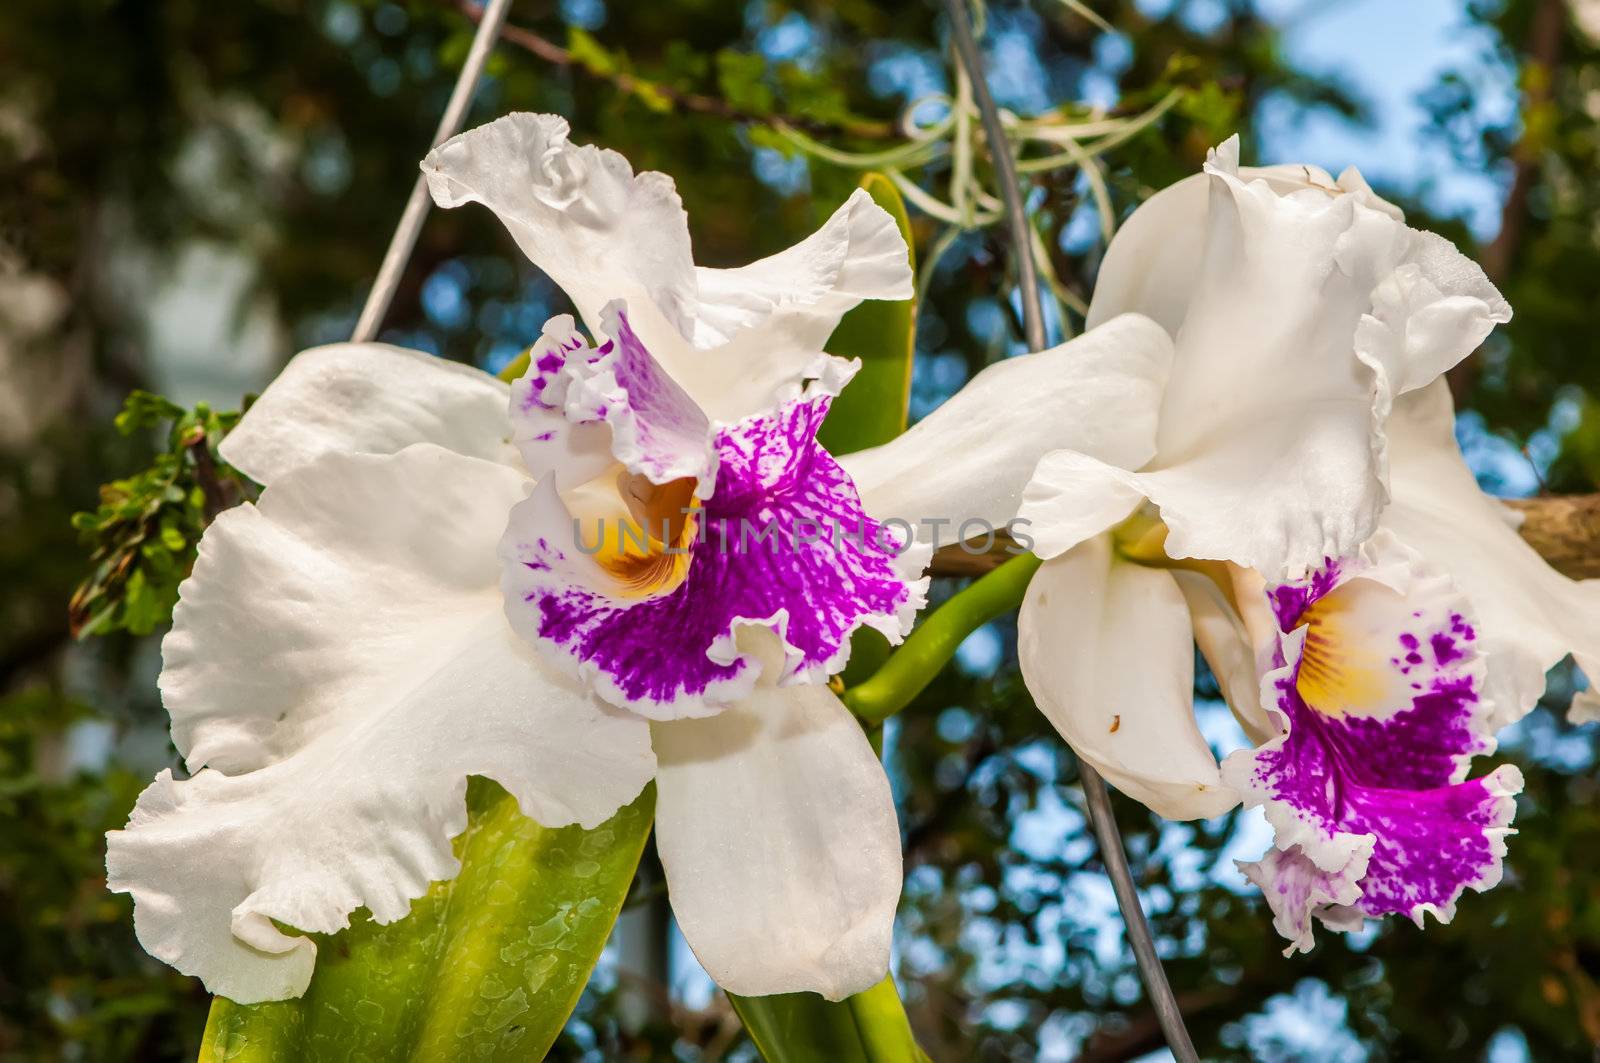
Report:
111,445,654,1003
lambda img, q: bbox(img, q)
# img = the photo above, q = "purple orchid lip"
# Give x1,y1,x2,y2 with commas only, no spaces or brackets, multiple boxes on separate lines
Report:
1224,537,1522,951
499,305,927,719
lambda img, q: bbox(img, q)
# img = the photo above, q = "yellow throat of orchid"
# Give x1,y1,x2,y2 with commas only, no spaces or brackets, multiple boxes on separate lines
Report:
1293,580,1396,718
567,469,700,598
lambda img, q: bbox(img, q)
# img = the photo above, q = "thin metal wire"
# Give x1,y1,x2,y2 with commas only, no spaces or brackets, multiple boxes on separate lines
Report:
1078,763,1201,1061
350,0,515,343
941,1,1199,1059
941,0,1045,352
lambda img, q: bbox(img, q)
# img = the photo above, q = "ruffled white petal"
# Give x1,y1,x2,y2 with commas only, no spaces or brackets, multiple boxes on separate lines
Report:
1018,536,1238,820
425,114,912,423
220,342,520,486
1085,137,1508,579
651,631,901,1000
694,188,911,347
681,187,912,420
111,445,655,1003
1087,154,1404,335
423,113,699,351
1384,381,1600,728
840,313,1172,537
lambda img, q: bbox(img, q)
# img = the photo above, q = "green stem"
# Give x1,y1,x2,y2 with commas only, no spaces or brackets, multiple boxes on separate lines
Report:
846,976,933,1063
843,552,1042,724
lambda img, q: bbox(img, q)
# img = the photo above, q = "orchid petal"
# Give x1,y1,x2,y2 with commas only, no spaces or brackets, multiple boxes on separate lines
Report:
110,445,655,1003
1222,532,1522,948
508,315,615,488
425,115,912,423
423,113,699,350
1236,845,1369,957
219,342,519,486
1018,536,1238,820
683,187,913,420
840,313,1172,538
1087,157,1402,336
1086,137,1508,578
1384,381,1600,728
652,631,900,1001
511,305,717,494
1016,449,1148,560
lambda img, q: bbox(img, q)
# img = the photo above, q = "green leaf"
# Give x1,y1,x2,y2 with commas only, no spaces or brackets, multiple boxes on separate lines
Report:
72,392,249,639
566,26,617,76
818,172,916,457
731,991,869,1063
716,50,776,115
730,976,931,1063
197,780,655,1063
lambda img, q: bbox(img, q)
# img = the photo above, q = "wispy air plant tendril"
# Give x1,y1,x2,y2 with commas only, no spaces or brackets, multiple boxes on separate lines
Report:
777,78,1178,228
777,45,1180,333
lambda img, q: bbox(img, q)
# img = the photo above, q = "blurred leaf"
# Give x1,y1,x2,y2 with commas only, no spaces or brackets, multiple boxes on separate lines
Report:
69,392,251,639
198,780,655,1063
716,49,776,114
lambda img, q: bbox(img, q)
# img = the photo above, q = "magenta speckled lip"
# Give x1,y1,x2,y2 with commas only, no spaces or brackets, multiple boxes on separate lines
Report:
1226,540,1522,950
500,305,926,719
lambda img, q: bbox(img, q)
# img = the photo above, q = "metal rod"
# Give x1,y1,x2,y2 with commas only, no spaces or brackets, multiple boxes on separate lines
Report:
941,0,1045,352
942,1,1198,1058
350,0,515,343
1078,762,1201,1062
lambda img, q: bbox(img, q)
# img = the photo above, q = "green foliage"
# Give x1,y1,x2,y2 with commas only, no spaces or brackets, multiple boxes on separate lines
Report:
717,50,777,115
68,393,251,639
1423,0,1600,490
0,684,210,1059
199,781,656,1063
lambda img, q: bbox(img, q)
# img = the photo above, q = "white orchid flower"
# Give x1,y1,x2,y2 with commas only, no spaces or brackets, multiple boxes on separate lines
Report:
986,136,1518,822
965,135,1593,950
106,113,943,1006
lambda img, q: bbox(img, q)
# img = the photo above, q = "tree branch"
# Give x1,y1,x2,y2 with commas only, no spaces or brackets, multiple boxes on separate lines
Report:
456,1,895,139
1503,493,1600,578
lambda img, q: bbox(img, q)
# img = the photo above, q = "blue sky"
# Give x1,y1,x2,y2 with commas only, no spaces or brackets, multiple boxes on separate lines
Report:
1130,0,1515,238
1254,0,1516,238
